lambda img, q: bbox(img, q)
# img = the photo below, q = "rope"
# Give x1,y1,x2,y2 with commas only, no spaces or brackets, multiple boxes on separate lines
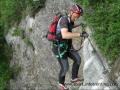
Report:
87,37,108,74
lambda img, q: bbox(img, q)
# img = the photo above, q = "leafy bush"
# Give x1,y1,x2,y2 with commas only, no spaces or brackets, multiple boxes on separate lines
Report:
75,0,120,63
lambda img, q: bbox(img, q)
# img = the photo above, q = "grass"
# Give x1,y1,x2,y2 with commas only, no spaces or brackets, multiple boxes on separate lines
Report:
12,27,25,39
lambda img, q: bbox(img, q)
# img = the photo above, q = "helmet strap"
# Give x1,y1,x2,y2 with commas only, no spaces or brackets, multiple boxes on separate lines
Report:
68,11,74,21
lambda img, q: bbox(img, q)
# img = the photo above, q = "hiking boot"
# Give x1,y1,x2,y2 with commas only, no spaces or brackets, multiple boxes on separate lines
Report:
59,83,69,90
71,77,83,84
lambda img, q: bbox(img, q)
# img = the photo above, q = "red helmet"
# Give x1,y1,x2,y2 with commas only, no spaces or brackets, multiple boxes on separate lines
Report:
70,4,83,16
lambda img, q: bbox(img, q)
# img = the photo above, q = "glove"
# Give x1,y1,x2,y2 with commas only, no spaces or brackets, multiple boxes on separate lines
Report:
80,31,89,38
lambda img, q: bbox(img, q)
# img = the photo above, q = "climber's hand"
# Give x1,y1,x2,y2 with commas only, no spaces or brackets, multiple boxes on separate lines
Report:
80,31,89,38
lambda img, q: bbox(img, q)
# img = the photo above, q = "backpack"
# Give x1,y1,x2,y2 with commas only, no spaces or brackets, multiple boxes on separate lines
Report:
46,13,63,41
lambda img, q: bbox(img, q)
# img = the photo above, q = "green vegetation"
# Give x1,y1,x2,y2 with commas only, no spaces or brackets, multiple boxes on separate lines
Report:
12,27,24,38
0,0,46,27
0,43,12,90
0,0,46,89
75,0,120,64
29,28,33,32
0,19,13,90
12,27,34,49
23,37,34,50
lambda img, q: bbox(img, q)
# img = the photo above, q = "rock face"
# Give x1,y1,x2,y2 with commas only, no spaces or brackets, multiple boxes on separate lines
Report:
5,0,119,90
79,27,119,90
6,0,74,89
110,58,120,89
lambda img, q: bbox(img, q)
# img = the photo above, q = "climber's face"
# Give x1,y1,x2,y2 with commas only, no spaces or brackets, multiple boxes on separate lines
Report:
70,11,80,22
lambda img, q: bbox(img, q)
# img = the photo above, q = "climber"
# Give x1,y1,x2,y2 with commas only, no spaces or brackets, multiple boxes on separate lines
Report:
52,4,88,90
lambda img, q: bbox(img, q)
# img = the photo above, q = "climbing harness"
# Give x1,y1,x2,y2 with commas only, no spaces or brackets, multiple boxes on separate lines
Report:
53,40,68,59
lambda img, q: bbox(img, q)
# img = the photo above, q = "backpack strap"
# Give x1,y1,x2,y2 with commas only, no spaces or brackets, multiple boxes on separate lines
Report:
56,16,70,39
